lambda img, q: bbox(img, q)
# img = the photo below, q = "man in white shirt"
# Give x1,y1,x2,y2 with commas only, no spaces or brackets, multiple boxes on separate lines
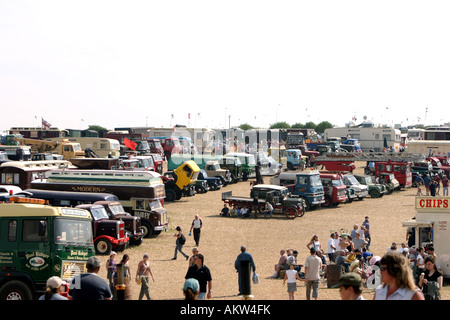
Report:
327,233,337,262
304,247,322,300
189,214,203,247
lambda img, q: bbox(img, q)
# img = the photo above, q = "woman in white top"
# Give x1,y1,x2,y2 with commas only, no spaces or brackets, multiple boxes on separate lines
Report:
306,234,321,252
283,264,300,300
373,251,424,300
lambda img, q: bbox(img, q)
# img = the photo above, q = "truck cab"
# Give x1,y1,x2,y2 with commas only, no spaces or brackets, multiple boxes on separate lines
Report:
319,172,348,207
75,204,129,255
221,156,243,183
149,153,164,174
286,149,306,170
225,152,256,181
354,174,387,198
163,160,200,201
94,200,144,246
147,138,165,157
343,173,369,200
0,200,94,300
205,160,232,186
198,169,222,191
270,171,325,210
374,160,412,188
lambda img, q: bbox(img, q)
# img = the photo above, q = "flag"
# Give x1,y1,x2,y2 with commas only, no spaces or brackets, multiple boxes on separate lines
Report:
188,113,191,119
123,137,137,150
42,117,51,130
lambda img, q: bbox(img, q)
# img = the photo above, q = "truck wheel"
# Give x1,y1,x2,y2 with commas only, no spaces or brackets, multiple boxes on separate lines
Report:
94,238,112,255
0,281,34,300
322,195,332,208
297,206,306,218
165,189,176,202
195,185,207,194
284,207,297,219
369,189,380,198
141,221,154,238
242,173,248,181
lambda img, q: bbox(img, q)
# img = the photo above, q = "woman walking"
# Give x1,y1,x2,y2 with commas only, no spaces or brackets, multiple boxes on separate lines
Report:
136,253,155,300
172,226,189,260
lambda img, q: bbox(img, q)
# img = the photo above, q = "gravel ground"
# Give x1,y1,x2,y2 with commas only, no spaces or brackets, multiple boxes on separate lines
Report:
97,162,450,300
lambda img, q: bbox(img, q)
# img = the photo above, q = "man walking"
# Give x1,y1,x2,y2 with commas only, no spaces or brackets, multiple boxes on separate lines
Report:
234,246,256,296
189,214,203,246
185,254,212,300
304,247,322,300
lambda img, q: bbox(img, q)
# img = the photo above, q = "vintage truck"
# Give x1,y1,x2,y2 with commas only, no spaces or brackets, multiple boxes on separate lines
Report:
225,152,256,181
94,200,144,246
318,172,348,207
354,174,388,198
162,160,200,201
0,198,95,300
30,169,168,238
197,169,222,191
75,203,129,255
222,184,305,219
270,170,325,210
373,160,413,188
342,173,369,201
204,160,232,186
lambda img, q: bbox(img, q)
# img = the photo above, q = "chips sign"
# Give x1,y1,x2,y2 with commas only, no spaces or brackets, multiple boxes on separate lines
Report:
415,197,449,211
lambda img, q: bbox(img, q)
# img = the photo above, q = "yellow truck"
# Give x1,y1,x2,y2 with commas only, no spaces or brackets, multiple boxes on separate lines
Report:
162,160,200,201
14,137,84,160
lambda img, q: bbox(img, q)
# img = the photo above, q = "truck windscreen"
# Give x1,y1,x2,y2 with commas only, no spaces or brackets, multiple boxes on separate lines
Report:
54,219,92,245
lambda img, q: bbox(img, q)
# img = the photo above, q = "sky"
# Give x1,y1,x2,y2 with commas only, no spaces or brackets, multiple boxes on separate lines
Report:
1,0,450,134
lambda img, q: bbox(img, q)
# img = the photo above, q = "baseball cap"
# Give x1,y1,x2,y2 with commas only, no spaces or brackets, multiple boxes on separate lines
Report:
46,276,65,289
332,273,362,288
183,278,199,293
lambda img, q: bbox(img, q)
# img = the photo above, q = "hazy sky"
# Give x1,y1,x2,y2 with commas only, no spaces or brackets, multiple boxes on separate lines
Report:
1,0,449,133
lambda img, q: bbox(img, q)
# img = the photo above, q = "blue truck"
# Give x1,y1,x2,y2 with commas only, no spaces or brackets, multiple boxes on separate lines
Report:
270,170,325,210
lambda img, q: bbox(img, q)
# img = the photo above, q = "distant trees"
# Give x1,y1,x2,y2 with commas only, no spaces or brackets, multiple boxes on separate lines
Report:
268,121,333,134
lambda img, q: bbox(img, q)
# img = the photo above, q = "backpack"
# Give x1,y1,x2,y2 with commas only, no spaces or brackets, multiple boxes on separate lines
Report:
179,233,186,245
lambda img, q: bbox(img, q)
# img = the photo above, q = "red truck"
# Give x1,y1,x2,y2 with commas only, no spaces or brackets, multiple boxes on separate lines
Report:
153,137,183,160
147,138,165,157
374,160,412,188
319,172,348,207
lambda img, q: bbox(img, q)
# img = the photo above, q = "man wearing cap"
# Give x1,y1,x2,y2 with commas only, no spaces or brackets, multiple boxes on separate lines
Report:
69,256,112,300
333,273,365,300
304,247,322,300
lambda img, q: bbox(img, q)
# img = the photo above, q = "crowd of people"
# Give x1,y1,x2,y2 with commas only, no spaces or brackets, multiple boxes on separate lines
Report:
269,214,443,301
416,172,449,196
36,209,443,301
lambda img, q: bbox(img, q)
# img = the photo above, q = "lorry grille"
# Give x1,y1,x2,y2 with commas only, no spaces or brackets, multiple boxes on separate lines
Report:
61,260,88,282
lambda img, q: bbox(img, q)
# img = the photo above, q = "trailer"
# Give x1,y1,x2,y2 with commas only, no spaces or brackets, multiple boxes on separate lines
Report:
403,197,450,278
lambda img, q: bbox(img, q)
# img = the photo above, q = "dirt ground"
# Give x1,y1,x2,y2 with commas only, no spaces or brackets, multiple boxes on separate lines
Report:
97,162,450,300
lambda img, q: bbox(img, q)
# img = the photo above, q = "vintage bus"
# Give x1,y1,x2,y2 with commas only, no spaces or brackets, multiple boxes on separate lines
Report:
30,169,168,237
0,160,76,190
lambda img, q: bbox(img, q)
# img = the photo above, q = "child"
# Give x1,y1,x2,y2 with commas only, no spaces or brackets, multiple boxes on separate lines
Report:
283,263,301,300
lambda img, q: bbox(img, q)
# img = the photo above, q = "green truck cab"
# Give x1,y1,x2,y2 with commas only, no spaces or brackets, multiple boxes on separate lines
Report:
0,198,94,300
354,174,388,198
